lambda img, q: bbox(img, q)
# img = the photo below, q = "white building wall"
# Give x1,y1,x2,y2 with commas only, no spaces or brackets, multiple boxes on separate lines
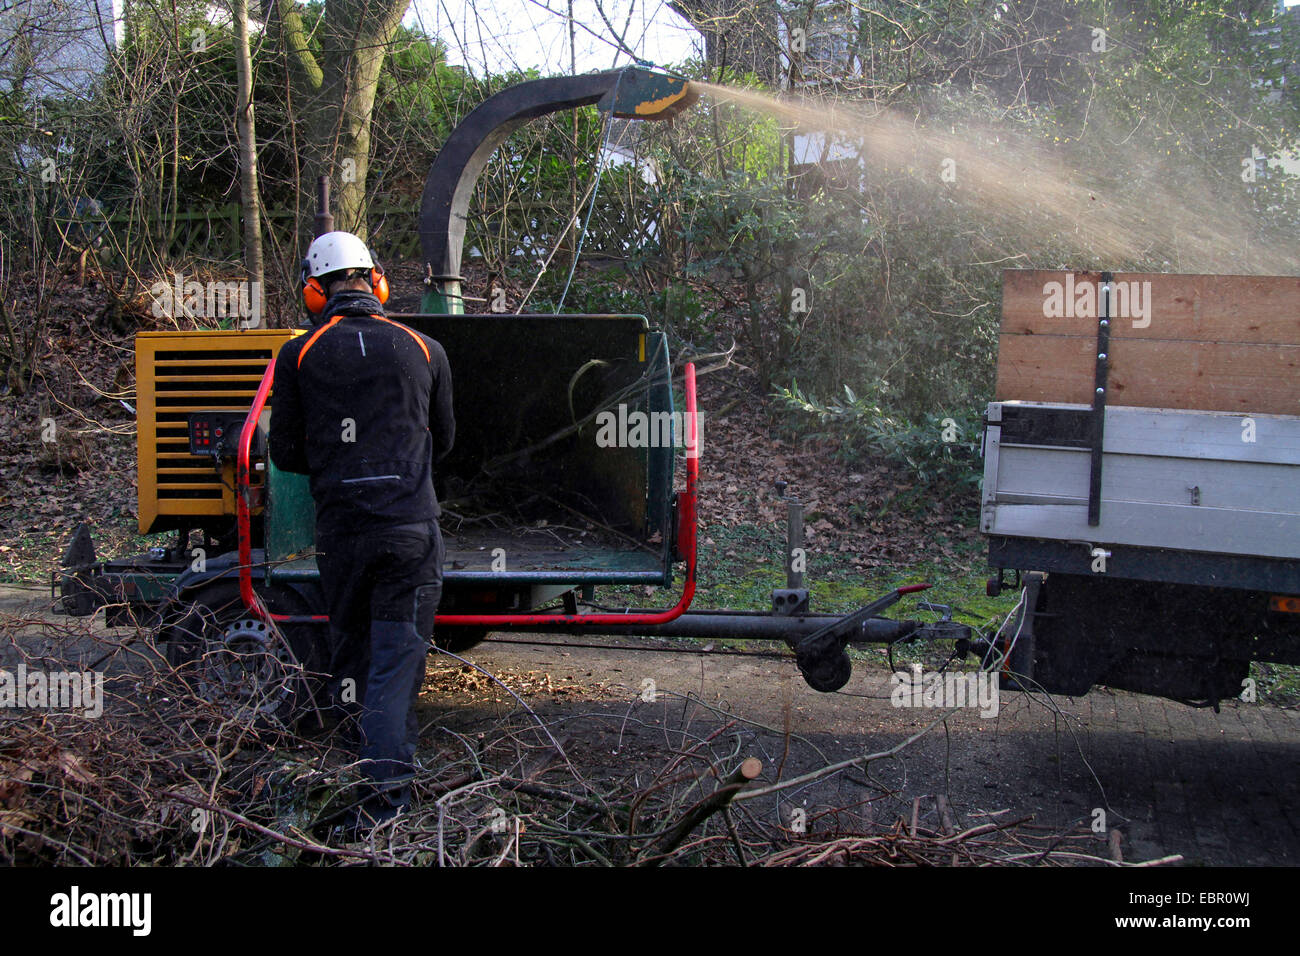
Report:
0,0,124,96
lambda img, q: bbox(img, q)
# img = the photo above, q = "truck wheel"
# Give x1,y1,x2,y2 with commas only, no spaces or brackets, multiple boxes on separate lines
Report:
160,581,324,728
434,627,490,654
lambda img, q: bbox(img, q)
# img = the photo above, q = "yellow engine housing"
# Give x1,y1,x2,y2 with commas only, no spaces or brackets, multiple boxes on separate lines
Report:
135,329,296,534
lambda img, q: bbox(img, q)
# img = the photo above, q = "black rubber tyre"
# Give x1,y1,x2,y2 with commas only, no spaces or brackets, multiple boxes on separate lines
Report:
159,581,325,729
434,627,490,654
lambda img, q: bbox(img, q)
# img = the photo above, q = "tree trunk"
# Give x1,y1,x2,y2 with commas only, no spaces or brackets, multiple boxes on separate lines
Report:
233,0,263,325
270,0,408,243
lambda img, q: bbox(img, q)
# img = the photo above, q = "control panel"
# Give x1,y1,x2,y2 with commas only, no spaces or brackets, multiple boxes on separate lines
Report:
187,412,250,458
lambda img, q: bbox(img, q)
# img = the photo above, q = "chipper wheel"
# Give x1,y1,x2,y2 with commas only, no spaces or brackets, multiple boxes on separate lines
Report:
158,581,325,729
433,628,490,654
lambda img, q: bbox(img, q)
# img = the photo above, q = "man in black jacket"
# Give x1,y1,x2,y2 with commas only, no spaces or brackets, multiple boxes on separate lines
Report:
270,230,454,828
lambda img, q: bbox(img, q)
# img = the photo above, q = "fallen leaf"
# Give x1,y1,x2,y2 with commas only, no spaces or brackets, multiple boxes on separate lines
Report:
57,751,95,785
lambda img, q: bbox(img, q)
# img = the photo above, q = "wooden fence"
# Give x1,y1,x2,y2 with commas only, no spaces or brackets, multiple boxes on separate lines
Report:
84,193,658,271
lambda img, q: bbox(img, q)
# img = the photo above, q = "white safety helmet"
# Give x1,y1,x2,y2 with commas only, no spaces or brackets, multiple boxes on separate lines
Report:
303,230,375,279
300,231,388,313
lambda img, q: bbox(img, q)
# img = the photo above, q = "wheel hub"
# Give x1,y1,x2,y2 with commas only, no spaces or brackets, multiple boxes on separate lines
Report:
196,616,296,720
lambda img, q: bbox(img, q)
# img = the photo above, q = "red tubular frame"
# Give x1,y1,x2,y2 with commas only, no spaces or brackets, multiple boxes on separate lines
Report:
235,363,321,621
236,364,272,615
237,360,699,628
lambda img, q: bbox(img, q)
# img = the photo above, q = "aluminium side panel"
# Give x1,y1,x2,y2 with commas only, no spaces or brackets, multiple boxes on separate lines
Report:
982,401,1300,561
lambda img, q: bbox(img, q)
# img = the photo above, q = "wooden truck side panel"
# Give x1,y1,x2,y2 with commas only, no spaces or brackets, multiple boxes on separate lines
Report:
995,270,1300,416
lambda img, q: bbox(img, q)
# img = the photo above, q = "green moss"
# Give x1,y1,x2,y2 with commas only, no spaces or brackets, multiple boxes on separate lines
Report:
1250,661,1300,708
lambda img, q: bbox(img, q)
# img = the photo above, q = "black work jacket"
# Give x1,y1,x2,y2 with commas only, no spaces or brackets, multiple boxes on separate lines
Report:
269,291,455,535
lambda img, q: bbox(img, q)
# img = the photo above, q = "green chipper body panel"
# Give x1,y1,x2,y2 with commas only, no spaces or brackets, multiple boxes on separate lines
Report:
265,315,679,599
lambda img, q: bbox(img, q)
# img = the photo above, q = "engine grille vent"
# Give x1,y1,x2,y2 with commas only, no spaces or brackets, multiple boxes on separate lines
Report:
136,330,294,534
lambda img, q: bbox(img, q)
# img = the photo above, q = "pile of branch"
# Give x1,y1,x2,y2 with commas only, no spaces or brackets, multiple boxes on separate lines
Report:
0,605,1181,867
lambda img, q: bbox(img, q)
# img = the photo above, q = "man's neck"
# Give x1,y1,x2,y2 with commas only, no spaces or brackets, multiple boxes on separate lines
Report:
316,289,384,323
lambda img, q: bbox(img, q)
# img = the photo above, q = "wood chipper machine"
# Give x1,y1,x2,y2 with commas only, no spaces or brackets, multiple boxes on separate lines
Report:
55,67,972,718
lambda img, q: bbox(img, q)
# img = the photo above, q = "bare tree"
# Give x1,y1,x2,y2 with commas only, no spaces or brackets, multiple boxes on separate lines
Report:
270,0,411,239
233,0,264,318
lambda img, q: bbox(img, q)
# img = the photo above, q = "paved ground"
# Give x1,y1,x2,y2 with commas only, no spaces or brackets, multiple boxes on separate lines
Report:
446,634,1300,866
3,582,1297,866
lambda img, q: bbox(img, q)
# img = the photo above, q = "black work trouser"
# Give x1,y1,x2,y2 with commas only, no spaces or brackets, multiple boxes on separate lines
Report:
315,518,444,810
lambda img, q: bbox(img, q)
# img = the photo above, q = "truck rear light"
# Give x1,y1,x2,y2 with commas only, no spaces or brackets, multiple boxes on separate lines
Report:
1268,595,1300,613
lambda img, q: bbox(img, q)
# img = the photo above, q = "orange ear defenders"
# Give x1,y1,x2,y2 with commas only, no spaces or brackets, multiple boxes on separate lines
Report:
301,262,389,313
371,263,390,305
301,260,329,314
